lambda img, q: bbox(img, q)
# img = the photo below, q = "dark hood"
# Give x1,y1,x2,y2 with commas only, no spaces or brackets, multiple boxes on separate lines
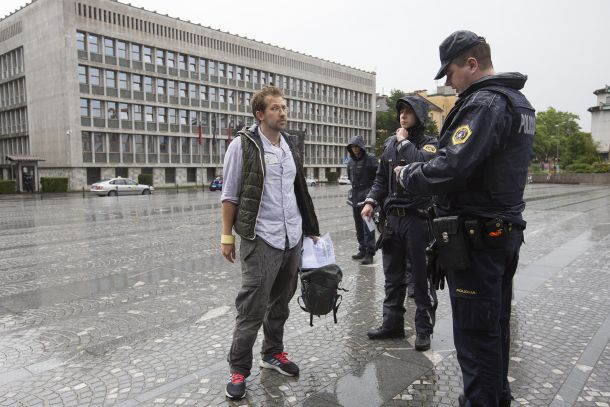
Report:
395,96,430,142
347,134,367,159
461,72,528,97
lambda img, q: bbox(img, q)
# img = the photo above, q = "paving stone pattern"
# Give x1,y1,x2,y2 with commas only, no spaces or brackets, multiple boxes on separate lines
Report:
0,184,608,406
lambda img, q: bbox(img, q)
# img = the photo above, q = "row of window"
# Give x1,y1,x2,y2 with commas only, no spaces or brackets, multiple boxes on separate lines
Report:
76,32,372,107
0,136,29,166
0,107,27,136
80,132,348,167
0,47,24,81
75,6,373,87
0,77,26,109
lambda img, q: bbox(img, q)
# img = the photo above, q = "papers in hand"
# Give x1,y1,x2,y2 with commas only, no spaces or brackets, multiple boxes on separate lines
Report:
364,216,376,232
302,233,336,269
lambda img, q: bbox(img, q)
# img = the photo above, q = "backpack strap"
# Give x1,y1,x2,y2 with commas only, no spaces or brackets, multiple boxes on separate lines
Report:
332,295,343,324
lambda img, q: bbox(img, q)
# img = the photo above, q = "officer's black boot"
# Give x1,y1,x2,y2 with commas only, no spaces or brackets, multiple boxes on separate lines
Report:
367,326,405,340
414,333,430,351
360,254,374,265
352,250,366,260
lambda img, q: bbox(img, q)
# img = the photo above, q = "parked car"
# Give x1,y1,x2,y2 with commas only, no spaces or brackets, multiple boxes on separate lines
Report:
210,176,223,191
338,175,350,185
91,177,154,196
305,177,317,186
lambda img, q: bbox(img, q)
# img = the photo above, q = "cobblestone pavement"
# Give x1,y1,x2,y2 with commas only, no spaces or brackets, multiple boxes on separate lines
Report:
0,183,608,406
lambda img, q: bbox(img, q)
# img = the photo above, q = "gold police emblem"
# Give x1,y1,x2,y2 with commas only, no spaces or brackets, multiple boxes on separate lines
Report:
452,125,472,145
422,144,437,153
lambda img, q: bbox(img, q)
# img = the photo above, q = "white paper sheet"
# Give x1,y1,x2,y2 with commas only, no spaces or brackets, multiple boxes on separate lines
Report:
301,233,336,269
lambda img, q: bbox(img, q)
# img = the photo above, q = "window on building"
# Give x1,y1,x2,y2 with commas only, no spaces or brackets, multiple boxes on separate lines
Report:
135,135,144,153
218,62,225,78
82,131,92,151
132,74,142,91
179,110,187,125
210,87,217,102
187,167,196,182
117,40,127,58
189,84,197,99
145,105,154,122
107,101,118,119
156,49,165,66
200,85,208,101
158,107,166,123
132,44,141,61
144,76,153,93
106,70,116,88
209,60,216,76
219,88,225,103
133,104,143,121
77,32,86,51
178,54,186,70
80,98,89,116
88,34,99,54
118,72,129,89
227,64,234,79
253,70,259,84
122,134,132,153
245,68,251,82
165,167,175,183
159,136,168,153
260,71,266,85
169,108,177,124
90,67,101,86
91,100,102,118
189,56,196,72
78,65,88,84
179,82,187,98
117,103,128,120
104,38,115,57
167,51,176,68
236,66,243,81
94,133,105,152
109,134,120,153
199,58,206,75
147,135,157,153
171,137,178,154
157,78,165,95
189,110,198,126
143,46,152,63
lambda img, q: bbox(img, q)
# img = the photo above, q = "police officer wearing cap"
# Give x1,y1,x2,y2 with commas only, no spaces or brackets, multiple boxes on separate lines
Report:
361,96,438,348
395,31,535,406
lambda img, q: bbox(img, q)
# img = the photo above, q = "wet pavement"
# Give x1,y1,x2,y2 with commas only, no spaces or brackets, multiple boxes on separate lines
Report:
0,183,609,406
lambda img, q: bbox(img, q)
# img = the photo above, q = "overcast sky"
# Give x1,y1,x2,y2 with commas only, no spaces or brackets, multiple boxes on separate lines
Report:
2,0,609,131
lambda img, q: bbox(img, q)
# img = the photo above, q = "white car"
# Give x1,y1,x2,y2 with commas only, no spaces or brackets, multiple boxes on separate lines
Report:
338,175,350,185
91,177,154,196
305,177,317,186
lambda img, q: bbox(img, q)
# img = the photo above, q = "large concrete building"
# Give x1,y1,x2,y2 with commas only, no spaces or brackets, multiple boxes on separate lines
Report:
0,0,376,190
588,85,610,160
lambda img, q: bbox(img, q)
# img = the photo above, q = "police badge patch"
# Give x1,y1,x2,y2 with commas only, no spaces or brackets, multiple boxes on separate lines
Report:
452,125,472,145
422,144,437,153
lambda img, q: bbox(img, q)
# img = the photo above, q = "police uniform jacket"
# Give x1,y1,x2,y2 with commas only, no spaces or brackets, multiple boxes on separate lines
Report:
346,135,378,207
399,73,535,227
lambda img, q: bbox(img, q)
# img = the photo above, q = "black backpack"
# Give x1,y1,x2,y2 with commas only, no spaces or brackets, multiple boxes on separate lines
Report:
297,264,347,327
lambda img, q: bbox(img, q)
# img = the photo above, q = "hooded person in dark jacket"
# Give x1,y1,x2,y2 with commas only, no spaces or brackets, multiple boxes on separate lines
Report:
361,95,438,350
346,135,379,265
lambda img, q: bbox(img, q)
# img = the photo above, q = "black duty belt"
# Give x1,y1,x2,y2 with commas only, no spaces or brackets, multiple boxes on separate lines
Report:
388,207,428,218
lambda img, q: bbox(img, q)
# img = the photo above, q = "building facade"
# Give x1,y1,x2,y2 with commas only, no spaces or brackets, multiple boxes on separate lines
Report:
0,0,376,190
588,85,610,159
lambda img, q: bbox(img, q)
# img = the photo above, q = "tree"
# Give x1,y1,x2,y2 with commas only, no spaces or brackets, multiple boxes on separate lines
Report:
534,107,599,168
424,117,439,137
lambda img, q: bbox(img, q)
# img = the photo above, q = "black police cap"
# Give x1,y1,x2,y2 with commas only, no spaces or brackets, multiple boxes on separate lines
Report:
434,30,486,80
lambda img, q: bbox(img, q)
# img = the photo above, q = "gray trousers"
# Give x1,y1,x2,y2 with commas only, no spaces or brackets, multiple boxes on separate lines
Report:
228,236,302,377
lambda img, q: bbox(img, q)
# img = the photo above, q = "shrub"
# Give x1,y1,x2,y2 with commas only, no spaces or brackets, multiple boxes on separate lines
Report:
0,180,16,194
592,163,610,173
565,163,594,173
40,177,68,192
326,172,339,182
138,173,153,186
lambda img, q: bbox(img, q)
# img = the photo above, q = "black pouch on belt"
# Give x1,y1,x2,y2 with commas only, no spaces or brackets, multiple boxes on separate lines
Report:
431,216,471,271
481,218,509,248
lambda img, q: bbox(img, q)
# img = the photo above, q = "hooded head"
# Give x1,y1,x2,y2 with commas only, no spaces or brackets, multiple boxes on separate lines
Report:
346,134,367,159
395,96,429,134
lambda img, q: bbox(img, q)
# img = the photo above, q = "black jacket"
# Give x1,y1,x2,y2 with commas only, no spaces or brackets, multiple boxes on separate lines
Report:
366,96,438,211
399,73,535,227
346,135,378,207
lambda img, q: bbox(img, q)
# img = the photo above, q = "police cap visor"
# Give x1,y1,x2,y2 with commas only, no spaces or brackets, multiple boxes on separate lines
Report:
434,30,486,80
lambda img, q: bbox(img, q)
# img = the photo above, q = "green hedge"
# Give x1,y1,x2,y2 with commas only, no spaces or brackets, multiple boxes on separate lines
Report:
0,180,16,194
566,163,594,173
592,163,610,173
326,171,339,182
138,173,153,186
40,177,68,192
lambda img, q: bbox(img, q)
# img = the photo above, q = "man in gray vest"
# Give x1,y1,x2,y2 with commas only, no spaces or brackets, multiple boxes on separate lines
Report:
220,85,319,400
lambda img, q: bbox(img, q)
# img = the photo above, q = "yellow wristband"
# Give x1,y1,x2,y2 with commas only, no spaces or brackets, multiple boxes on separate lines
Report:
221,234,235,244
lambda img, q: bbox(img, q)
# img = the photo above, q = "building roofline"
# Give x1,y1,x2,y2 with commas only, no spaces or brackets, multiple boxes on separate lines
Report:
593,86,609,95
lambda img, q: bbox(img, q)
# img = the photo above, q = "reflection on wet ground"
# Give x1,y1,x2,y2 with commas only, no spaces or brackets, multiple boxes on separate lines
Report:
0,184,609,406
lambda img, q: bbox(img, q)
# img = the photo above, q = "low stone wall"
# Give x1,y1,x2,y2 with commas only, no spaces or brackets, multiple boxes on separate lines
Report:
531,173,610,185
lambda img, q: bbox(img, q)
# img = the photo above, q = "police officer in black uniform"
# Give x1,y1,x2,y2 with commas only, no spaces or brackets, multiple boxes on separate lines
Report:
396,31,535,406
346,134,378,265
361,96,438,349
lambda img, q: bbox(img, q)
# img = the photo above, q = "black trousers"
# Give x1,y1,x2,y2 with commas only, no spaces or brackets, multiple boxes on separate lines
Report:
381,214,436,332
448,229,523,407
352,206,375,255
